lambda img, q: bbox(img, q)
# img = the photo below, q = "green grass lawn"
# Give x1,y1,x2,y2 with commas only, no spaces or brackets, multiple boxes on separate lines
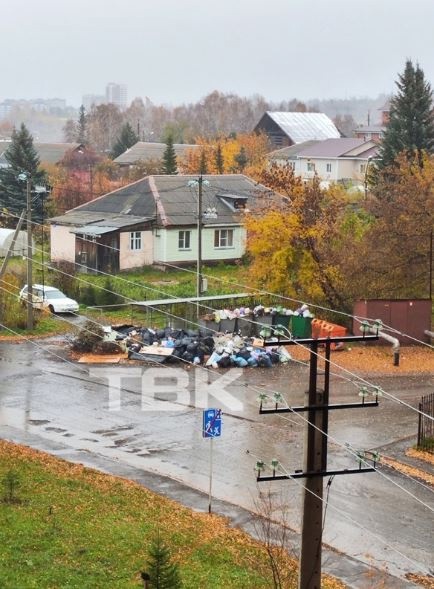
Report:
0,441,322,589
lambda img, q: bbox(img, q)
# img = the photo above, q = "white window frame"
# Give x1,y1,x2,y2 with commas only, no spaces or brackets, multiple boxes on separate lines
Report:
214,229,234,249
307,162,315,172
130,231,142,251
326,163,332,173
178,230,191,250
360,163,366,173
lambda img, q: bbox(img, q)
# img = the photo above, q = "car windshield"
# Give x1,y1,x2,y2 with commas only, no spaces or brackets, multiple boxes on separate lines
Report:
44,290,66,300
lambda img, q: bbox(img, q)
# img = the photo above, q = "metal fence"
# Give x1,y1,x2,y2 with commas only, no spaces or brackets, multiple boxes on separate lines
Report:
417,393,434,453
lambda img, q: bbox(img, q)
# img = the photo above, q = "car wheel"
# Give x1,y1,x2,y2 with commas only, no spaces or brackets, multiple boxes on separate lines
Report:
48,305,55,314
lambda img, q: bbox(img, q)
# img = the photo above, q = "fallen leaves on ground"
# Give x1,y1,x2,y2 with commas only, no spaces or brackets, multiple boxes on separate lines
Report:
406,448,434,466
289,345,434,375
406,573,434,588
381,456,434,486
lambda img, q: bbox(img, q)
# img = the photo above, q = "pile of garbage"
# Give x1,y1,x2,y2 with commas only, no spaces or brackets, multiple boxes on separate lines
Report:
109,325,292,368
208,303,314,322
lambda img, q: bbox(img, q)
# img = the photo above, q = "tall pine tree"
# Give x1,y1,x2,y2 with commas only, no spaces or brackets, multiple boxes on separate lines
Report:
215,143,224,174
199,150,208,175
0,123,46,222
162,135,177,174
77,105,87,144
379,60,434,169
144,533,182,589
111,122,139,159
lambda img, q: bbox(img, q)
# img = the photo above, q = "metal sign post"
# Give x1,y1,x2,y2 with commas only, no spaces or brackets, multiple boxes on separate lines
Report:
202,408,222,514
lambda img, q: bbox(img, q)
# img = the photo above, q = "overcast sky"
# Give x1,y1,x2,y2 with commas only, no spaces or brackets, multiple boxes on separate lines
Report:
1,0,433,107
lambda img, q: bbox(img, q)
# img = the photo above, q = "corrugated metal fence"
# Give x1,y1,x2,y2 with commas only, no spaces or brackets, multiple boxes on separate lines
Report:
417,393,434,453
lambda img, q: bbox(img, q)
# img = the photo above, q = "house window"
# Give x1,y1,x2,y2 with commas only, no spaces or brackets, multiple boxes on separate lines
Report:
360,164,366,173
130,231,142,250
307,162,315,172
214,229,234,248
289,161,296,170
178,230,191,250
326,163,332,173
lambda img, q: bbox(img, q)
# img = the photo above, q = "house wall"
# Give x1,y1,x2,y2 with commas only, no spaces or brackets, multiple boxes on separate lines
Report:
254,114,292,149
119,230,153,270
50,225,76,263
299,157,367,183
153,226,246,264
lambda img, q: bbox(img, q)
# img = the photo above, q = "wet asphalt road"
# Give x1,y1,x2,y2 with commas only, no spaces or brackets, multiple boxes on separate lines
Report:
0,338,433,586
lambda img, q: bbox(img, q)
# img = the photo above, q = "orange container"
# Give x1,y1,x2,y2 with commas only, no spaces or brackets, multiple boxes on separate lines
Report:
311,318,322,338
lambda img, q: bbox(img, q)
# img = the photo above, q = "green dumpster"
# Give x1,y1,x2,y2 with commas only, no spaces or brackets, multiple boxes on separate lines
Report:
273,314,291,330
291,315,313,338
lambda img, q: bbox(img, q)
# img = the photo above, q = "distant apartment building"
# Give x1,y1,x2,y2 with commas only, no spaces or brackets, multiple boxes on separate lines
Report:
105,83,127,110
0,98,67,119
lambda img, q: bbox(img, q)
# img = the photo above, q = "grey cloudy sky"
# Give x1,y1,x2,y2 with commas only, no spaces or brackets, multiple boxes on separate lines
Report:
1,0,433,106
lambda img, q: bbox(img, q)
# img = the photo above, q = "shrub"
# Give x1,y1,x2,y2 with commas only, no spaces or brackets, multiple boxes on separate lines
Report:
50,261,79,299
0,273,37,330
95,277,123,307
80,284,97,306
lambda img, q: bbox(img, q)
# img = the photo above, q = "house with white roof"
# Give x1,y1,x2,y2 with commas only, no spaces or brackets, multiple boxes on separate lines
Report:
254,112,340,149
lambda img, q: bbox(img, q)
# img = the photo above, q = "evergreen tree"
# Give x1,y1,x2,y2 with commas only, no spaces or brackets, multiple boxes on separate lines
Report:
0,123,46,222
145,533,182,589
379,60,434,169
162,135,177,174
234,146,248,171
77,105,87,144
199,150,208,175
215,143,224,174
111,122,139,159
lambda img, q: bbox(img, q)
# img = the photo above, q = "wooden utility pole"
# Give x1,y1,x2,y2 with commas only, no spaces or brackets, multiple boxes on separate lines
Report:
26,176,33,330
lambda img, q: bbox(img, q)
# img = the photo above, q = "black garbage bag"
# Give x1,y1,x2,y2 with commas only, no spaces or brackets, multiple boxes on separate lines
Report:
218,355,232,368
186,342,199,354
182,351,195,363
202,336,215,349
186,329,199,338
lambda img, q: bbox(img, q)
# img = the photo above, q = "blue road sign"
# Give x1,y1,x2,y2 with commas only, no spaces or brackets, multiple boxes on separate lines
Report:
203,408,222,438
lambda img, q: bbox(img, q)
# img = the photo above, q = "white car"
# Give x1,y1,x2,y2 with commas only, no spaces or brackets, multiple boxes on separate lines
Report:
19,284,79,314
